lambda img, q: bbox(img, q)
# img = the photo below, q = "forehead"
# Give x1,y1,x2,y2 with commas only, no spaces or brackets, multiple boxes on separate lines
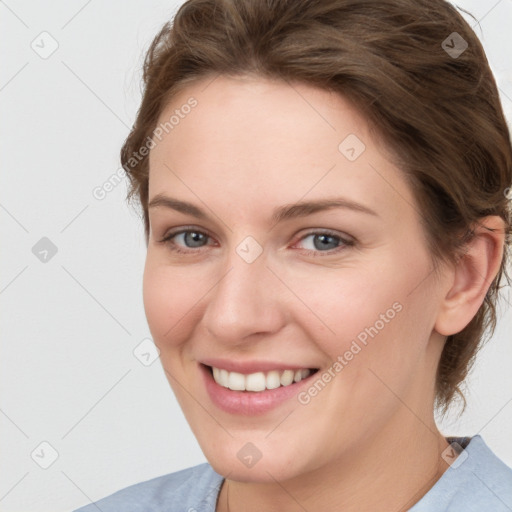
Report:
148,75,417,226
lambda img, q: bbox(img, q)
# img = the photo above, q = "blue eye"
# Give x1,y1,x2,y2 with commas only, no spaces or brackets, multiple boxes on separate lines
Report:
159,228,354,256
160,229,210,253
297,232,347,252
293,230,354,256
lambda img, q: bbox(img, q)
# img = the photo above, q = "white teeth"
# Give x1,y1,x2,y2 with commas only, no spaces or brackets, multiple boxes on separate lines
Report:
266,370,281,390
211,366,313,392
228,371,245,391
219,368,229,387
246,372,266,392
280,369,295,386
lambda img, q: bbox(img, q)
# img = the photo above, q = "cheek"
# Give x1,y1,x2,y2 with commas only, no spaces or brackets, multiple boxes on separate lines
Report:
287,271,431,441
142,256,200,349
293,251,432,374
291,265,402,347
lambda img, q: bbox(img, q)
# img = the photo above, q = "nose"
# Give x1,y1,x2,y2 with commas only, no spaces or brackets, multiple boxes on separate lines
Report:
200,244,287,345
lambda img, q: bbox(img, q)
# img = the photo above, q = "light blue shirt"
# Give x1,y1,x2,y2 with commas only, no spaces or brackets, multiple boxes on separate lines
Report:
72,435,512,511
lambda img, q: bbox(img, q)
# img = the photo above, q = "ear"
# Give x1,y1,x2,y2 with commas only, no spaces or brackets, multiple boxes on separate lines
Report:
434,216,506,337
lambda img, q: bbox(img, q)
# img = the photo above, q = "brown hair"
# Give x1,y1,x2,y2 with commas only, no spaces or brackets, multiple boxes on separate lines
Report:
120,0,512,416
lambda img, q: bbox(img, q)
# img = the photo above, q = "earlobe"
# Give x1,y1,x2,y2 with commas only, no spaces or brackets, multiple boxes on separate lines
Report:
434,216,506,337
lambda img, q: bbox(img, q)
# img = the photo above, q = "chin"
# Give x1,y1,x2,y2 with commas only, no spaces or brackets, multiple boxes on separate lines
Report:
200,440,311,483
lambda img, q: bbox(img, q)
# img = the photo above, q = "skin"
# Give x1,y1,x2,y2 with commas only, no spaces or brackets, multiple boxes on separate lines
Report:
143,74,505,512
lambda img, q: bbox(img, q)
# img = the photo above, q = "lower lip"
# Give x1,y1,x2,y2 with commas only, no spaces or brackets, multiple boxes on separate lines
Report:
200,364,318,415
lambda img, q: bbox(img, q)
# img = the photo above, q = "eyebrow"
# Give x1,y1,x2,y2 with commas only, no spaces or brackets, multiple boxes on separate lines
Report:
148,194,379,223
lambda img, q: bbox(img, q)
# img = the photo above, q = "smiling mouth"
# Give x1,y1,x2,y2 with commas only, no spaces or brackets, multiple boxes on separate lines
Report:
204,364,319,392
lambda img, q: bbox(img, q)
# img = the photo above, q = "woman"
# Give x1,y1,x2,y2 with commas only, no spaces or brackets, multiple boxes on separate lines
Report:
73,0,512,510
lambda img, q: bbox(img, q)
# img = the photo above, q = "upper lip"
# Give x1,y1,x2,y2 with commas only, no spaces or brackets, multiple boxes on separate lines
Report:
200,358,318,375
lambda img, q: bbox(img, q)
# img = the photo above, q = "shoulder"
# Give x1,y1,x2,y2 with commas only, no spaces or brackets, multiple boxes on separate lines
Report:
72,462,224,512
410,434,512,512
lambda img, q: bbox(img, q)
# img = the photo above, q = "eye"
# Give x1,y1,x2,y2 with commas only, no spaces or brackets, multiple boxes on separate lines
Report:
293,230,354,256
159,228,212,253
158,227,355,256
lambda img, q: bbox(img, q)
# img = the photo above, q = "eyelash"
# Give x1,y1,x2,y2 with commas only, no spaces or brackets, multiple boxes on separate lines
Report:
158,226,355,257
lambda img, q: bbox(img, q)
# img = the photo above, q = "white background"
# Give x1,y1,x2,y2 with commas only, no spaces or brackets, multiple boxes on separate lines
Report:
1,1,512,511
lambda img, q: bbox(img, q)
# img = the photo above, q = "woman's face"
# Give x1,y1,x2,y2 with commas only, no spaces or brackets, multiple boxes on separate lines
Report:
143,75,448,482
